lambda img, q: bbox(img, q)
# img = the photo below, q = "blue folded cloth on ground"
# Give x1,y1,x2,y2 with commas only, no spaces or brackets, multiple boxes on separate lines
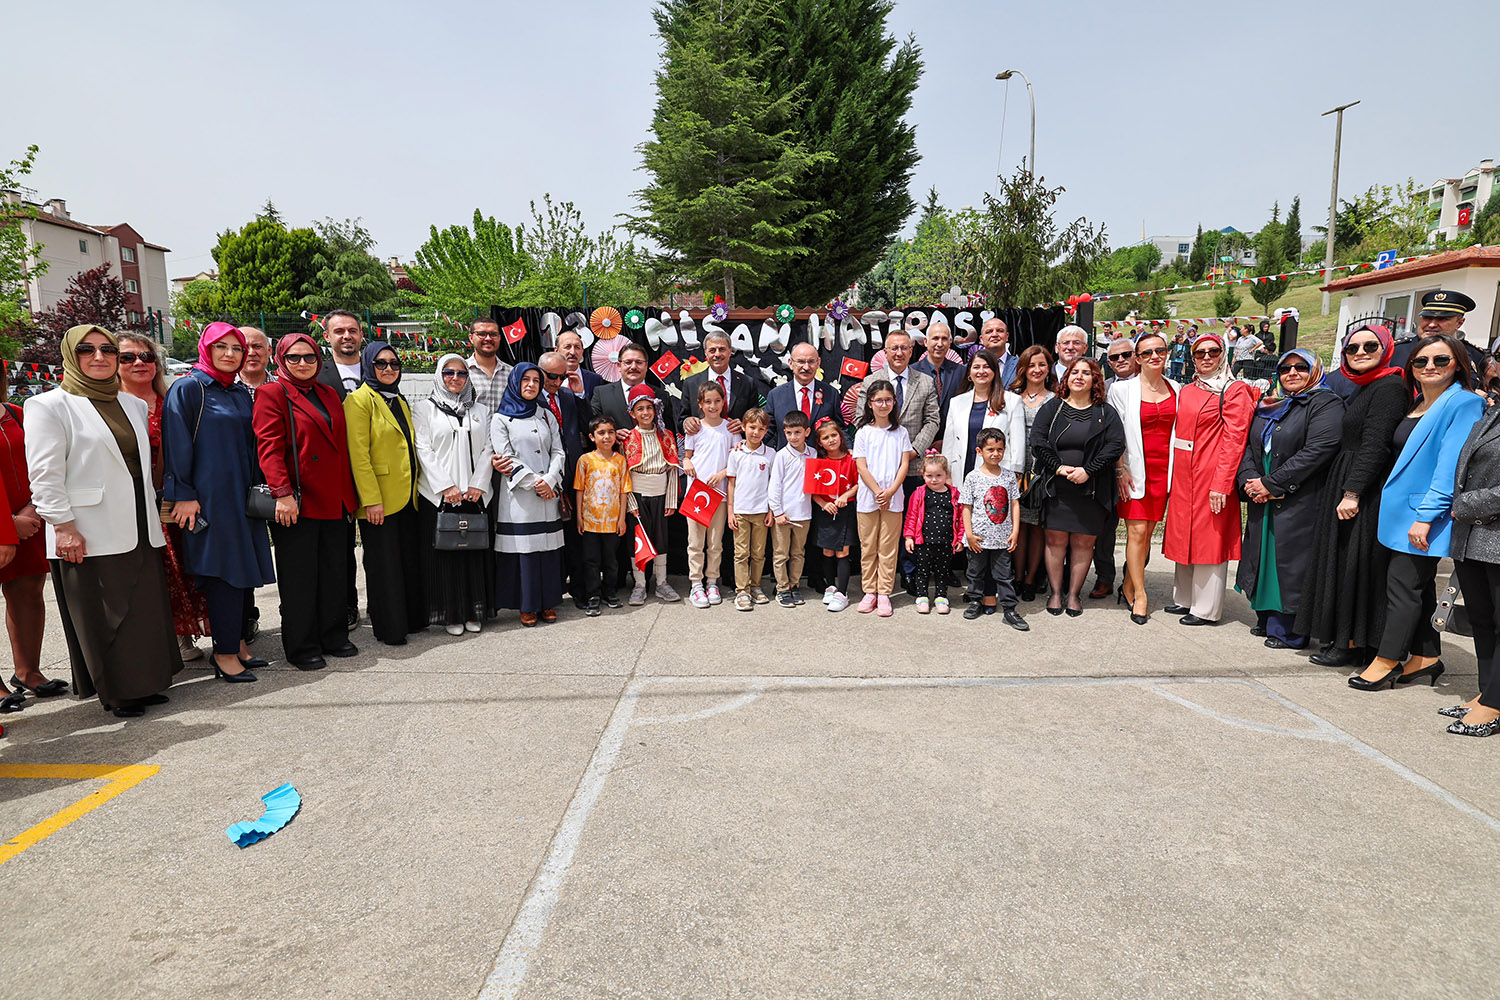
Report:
225,783,302,848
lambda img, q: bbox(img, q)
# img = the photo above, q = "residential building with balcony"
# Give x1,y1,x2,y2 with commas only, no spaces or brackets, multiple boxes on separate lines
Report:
1425,159,1497,241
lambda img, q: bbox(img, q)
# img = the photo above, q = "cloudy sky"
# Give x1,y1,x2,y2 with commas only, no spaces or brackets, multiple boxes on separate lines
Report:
14,0,1497,279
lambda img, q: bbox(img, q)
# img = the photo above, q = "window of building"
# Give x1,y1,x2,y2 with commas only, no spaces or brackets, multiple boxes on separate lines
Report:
128,311,141,324
125,278,138,293
121,247,135,263
78,239,88,253
1178,243,1190,254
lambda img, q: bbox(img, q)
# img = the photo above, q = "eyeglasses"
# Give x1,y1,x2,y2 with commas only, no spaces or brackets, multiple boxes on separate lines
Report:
74,343,118,357
1135,347,1169,358
282,353,319,364
210,342,245,354
1192,348,1223,359
540,370,564,382
119,350,156,364
440,369,469,380
1411,355,1454,369
1277,362,1312,375
870,397,895,405
1343,341,1382,355
371,359,402,371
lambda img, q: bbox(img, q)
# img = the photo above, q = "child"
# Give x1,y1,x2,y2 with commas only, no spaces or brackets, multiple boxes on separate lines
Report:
768,410,815,607
902,453,963,614
958,428,1028,631
852,380,915,617
810,417,858,613
726,407,774,611
573,415,631,616
682,381,740,609
623,384,680,605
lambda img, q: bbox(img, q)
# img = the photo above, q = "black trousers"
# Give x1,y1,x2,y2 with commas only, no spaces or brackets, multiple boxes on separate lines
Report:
197,576,252,656
579,531,620,602
272,516,350,662
562,517,585,606
1092,509,1118,587
361,506,426,645
966,548,1019,608
1378,551,1442,661
1455,559,1500,710
344,519,359,617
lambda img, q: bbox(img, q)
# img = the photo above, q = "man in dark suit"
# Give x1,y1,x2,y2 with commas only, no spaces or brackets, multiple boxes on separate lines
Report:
679,332,755,435
590,341,654,441
557,329,604,400
911,320,966,429
315,310,365,630
540,351,591,607
1391,289,1486,373
764,341,843,449
964,316,1019,387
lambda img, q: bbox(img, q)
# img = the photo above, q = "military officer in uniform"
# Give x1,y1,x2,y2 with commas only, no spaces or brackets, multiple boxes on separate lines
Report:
1392,289,1486,374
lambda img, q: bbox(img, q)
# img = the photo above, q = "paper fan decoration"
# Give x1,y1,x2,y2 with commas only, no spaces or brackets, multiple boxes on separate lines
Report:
589,306,624,339
709,298,728,322
624,308,645,330
828,299,849,321
775,304,795,323
591,333,631,382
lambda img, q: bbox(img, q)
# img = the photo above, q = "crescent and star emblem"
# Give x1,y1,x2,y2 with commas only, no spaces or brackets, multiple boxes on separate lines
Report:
814,468,836,486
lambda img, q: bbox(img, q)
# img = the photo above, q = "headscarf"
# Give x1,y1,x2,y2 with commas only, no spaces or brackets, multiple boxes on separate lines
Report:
1190,333,1232,393
195,321,245,388
495,361,542,419
1338,323,1403,387
273,332,322,390
429,352,475,418
60,324,121,401
1258,348,1329,448
360,341,403,399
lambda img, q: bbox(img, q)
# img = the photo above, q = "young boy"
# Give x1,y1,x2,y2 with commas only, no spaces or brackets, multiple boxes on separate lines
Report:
573,415,631,616
958,428,1028,631
726,408,774,611
682,381,740,608
768,410,815,607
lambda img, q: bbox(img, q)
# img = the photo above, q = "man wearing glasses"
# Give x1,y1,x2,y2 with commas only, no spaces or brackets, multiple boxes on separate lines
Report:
539,351,589,606
1391,290,1485,372
466,318,513,415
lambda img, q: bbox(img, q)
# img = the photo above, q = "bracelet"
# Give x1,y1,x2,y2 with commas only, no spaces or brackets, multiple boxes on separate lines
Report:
1343,492,1359,500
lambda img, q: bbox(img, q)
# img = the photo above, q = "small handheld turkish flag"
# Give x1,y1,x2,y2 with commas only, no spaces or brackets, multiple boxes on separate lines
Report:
650,350,681,380
633,521,659,570
840,356,869,379
679,478,725,527
502,317,527,344
803,459,842,496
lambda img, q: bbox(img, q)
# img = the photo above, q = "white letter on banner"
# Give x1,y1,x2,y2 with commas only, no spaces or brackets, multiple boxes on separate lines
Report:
758,319,791,352
728,322,754,352
644,316,676,349
540,311,563,347
979,309,996,325
863,311,889,347
565,311,595,351
954,311,975,339
807,312,828,351
842,314,871,350
678,311,700,349
904,309,928,343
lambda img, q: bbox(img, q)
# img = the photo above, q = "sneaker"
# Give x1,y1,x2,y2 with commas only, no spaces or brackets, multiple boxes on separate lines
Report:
628,586,647,606
915,597,931,614
656,582,681,602
751,587,770,605
735,590,754,611
1003,608,1030,631
791,588,806,606
464,620,481,633
777,590,796,608
346,608,359,631
603,594,623,609
876,594,893,617
963,601,985,620
857,593,878,614
934,597,950,615
822,586,838,606
827,592,849,612
707,583,723,605
689,587,711,609
445,623,465,636
586,598,602,617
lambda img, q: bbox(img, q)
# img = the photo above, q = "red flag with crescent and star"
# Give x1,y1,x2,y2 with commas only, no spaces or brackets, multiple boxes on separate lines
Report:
803,458,846,497
633,521,659,570
502,317,528,344
840,356,869,379
650,350,681,380
679,478,725,527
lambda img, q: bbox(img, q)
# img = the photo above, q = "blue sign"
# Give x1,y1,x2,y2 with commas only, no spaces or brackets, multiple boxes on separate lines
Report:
1376,250,1397,270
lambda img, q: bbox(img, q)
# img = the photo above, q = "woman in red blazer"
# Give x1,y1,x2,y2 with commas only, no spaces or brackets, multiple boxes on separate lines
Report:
253,333,359,670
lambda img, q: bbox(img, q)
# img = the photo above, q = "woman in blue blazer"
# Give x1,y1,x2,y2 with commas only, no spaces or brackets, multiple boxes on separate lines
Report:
1351,335,1483,690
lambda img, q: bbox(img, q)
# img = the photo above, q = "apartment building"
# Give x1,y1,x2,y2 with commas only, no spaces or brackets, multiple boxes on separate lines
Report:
1425,159,1497,241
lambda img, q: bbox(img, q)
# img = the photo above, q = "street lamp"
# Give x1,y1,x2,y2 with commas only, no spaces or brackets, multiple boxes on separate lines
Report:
1320,100,1359,316
996,69,1035,176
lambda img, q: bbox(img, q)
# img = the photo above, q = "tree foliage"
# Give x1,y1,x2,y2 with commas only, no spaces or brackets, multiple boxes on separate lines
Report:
1313,181,1429,260
405,209,531,317
1211,283,1242,319
965,165,1108,308
1470,189,1500,246
23,262,146,364
213,206,323,313
1,145,46,342
1188,223,1208,281
1282,196,1302,264
517,196,644,306
302,217,399,314
1249,203,1291,316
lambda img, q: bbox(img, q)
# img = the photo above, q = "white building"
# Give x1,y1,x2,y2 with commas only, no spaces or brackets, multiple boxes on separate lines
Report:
1322,245,1500,347
1138,227,1258,272
1425,159,1497,241
170,271,217,295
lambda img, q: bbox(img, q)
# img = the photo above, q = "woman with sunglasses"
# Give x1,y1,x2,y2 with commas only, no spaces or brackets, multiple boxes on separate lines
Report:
118,333,213,665
345,342,426,645
1108,330,1181,624
253,334,359,669
1297,324,1410,666
1162,332,1257,626
26,326,181,716
162,322,275,683
1234,350,1344,649
413,354,495,636
1351,334,1483,690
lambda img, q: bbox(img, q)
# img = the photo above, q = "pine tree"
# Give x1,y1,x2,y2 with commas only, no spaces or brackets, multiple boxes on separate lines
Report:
1250,204,1291,316
1282,196,1302,264
1188,223,1207,281
213,215,324,314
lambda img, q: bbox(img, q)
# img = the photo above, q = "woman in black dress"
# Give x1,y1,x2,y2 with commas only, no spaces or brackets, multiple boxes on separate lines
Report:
1296,324,1410,666
1031,357,1125,617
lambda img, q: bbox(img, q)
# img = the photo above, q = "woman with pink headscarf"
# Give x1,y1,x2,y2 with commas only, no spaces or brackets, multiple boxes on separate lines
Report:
162,321,274,683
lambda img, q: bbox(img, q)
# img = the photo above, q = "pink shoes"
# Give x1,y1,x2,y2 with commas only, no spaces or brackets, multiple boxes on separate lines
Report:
857,593,878,614
876,595,893,617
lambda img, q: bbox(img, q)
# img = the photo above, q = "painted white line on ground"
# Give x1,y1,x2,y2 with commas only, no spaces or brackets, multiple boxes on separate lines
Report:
635,683,766,726
1145,683,1341,741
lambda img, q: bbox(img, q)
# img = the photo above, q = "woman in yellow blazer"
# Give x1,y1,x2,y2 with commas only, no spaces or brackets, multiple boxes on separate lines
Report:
345,342,426,645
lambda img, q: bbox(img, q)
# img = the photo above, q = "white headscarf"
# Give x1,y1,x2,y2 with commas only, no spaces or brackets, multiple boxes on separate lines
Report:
429,353,475,418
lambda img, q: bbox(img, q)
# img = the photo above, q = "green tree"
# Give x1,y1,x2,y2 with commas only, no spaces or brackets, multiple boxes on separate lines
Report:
1188,223,1208,281
169,277,224,322
1473,189,1500,245
856,239,903,309
630,0,833,306
1282,196,1302,264
405,209,532,316
966,165,1108,308
22,263,146,364
1249,206,1291,316
213,206,325,314
516,196,644,306
1212,283,1242,319
0,146,47,342
893,204,981,305
1129,243,1162,282
302,217,399,314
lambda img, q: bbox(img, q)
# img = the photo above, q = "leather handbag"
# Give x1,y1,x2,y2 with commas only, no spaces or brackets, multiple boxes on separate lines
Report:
247,387,301,520
434,413,488,549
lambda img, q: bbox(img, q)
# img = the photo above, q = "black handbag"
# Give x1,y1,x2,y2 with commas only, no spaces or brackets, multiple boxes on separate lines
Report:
1020,403,1063,513
433,411,489,550
247,388,301,520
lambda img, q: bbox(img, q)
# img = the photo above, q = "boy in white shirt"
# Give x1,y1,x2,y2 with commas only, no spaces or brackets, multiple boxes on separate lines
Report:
726,408,774,611
682,381,740,608
768,410,816,607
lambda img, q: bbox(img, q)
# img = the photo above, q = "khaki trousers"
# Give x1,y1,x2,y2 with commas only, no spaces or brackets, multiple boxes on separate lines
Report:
857,509,902,596
733,515,769,592
772,519,811,592
687,504,728,585
1173,561,1227,622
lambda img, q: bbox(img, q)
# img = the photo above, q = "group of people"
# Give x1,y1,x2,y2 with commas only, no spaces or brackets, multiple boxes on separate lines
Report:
1,292,1496,739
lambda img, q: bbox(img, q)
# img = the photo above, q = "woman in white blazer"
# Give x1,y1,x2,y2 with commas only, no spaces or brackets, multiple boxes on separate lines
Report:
1106,330,1182,623
25,325,181,717
413,353,496,635
940,349,1026,480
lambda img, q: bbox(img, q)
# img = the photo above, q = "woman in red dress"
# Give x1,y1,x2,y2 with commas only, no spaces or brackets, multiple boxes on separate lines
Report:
1107,330,1181,624
1,364,63,711
1162,333,1258,625
118,333,212,661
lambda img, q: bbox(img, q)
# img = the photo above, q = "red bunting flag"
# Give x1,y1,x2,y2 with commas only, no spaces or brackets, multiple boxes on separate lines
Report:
840,356,869,379
650,350,681,380
502,318,527,344
633,521,659,570
679,478,724,527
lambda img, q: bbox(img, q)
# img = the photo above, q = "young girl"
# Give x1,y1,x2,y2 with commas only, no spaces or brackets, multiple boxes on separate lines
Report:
902,453,963,614
623,384,679,605
682,381,739,608
810,417,857,612
852,380,915,616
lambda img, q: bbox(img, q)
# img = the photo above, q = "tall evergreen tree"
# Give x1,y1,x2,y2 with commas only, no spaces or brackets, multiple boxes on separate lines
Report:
1250,204,1291,317
1282,196,1302,264
213,206,324,314
1188,223,1207,280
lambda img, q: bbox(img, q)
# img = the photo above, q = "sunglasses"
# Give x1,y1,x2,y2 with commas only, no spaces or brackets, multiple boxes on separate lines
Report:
119,350,156,364
1277,362,1312,375
282,353,319,364
74,343,119,357
1108,352,1134,362
1192,348,1223,359
1135,347,1169,358
372,359,402,371
540,370,564,382
440,369,469,380
1411,355,1454,369
1343,341,1382,355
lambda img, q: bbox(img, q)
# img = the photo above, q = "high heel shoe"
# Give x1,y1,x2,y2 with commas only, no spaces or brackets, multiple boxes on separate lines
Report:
214,662,258,684
1438,704,1470,719
1116,586,1127,606
1348,665,1402,691
1447,715,1500,737
1396,660,1444,687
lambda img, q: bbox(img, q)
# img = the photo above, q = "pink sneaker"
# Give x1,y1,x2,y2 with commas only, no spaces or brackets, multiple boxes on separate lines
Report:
857,593,878,614
877,594,893,617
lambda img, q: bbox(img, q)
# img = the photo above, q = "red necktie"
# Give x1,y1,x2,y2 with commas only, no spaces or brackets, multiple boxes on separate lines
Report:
800,386,811,416
717,374,727,405
546,392,561,426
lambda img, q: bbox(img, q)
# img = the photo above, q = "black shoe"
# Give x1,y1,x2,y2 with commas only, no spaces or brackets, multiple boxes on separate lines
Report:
291,655,327,671
239,656,270,669
1309,646,1358,667
325,643,359,658
1065,606,1083,617
1348,665,1401,691
603,594,623,609
110,704,145,718
1130,612,1148,625
1018,583,1036,602
214,663,258,683
0,691,24,713
1250,624,1267,637
983,604,996,615
586,598,602,617
963,601,985,620
1179,614,1216,626
1264,637,1296,649
1003,608,1030,631
9,674,68,697
1164,604,1189,615
346,609,359,631
140,693,170,706
573,596,588,611
1396,660,1445,687
903,574,919,597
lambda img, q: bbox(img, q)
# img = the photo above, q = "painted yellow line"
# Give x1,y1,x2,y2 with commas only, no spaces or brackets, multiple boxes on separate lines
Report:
0,763,160,865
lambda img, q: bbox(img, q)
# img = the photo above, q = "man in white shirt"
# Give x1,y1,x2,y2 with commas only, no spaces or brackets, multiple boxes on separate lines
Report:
316,310,365,399
1052,325,1089,380
556,329,604,400
466,318,513,414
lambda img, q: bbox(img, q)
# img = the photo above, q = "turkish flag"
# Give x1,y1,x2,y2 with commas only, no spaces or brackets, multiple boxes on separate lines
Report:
650,350,681,380
679,478,724,527
502,317,527,344
804,458,851,497
840,356,869,379
1459,207,1473,226
633,522,659,570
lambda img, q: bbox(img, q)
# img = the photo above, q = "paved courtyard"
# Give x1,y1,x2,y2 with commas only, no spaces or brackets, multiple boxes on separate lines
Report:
3,549,1497,999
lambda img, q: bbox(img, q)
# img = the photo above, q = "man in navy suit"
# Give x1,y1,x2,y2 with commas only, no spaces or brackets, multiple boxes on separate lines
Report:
680,332,755,435
911,320,967,429
963,316,1019,387
540,352,590,606
557,329,605,401
764,341,843,449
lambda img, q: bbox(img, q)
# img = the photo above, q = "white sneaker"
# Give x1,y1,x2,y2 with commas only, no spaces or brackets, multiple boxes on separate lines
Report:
690,587,711,609
735,590,754,611
751,587,770,605
707,583,723,605
445,623,465,636
465,621,481,633
822,585,837,606
827,592,849,612
628,586,647,606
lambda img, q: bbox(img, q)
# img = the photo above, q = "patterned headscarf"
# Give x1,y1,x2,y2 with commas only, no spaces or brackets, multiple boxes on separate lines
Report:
429,353,476,418
1258,348,1329,448
1190,333,1231,393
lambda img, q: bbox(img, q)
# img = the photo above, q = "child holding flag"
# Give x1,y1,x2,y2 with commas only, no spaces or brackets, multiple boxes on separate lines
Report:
623,384,679,606
809,418,858,612
682,381,739,609
768,410,816,607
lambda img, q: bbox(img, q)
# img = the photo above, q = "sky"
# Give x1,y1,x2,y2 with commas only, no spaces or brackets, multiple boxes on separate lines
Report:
13,0,1499,282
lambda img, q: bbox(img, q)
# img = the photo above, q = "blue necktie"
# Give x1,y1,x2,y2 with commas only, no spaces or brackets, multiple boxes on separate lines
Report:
894,373,905,413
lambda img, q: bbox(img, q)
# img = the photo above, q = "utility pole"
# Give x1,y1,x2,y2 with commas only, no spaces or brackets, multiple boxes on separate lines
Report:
1320,100,1359,316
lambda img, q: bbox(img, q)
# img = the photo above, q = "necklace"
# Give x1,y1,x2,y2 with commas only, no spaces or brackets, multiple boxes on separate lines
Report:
1024,388,1044,401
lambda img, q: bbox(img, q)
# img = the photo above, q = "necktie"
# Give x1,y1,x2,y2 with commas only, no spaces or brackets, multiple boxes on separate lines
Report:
800,386,811,417
717,374,727,407
546,392,562,426
895,373,905,414
932,365,944,403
